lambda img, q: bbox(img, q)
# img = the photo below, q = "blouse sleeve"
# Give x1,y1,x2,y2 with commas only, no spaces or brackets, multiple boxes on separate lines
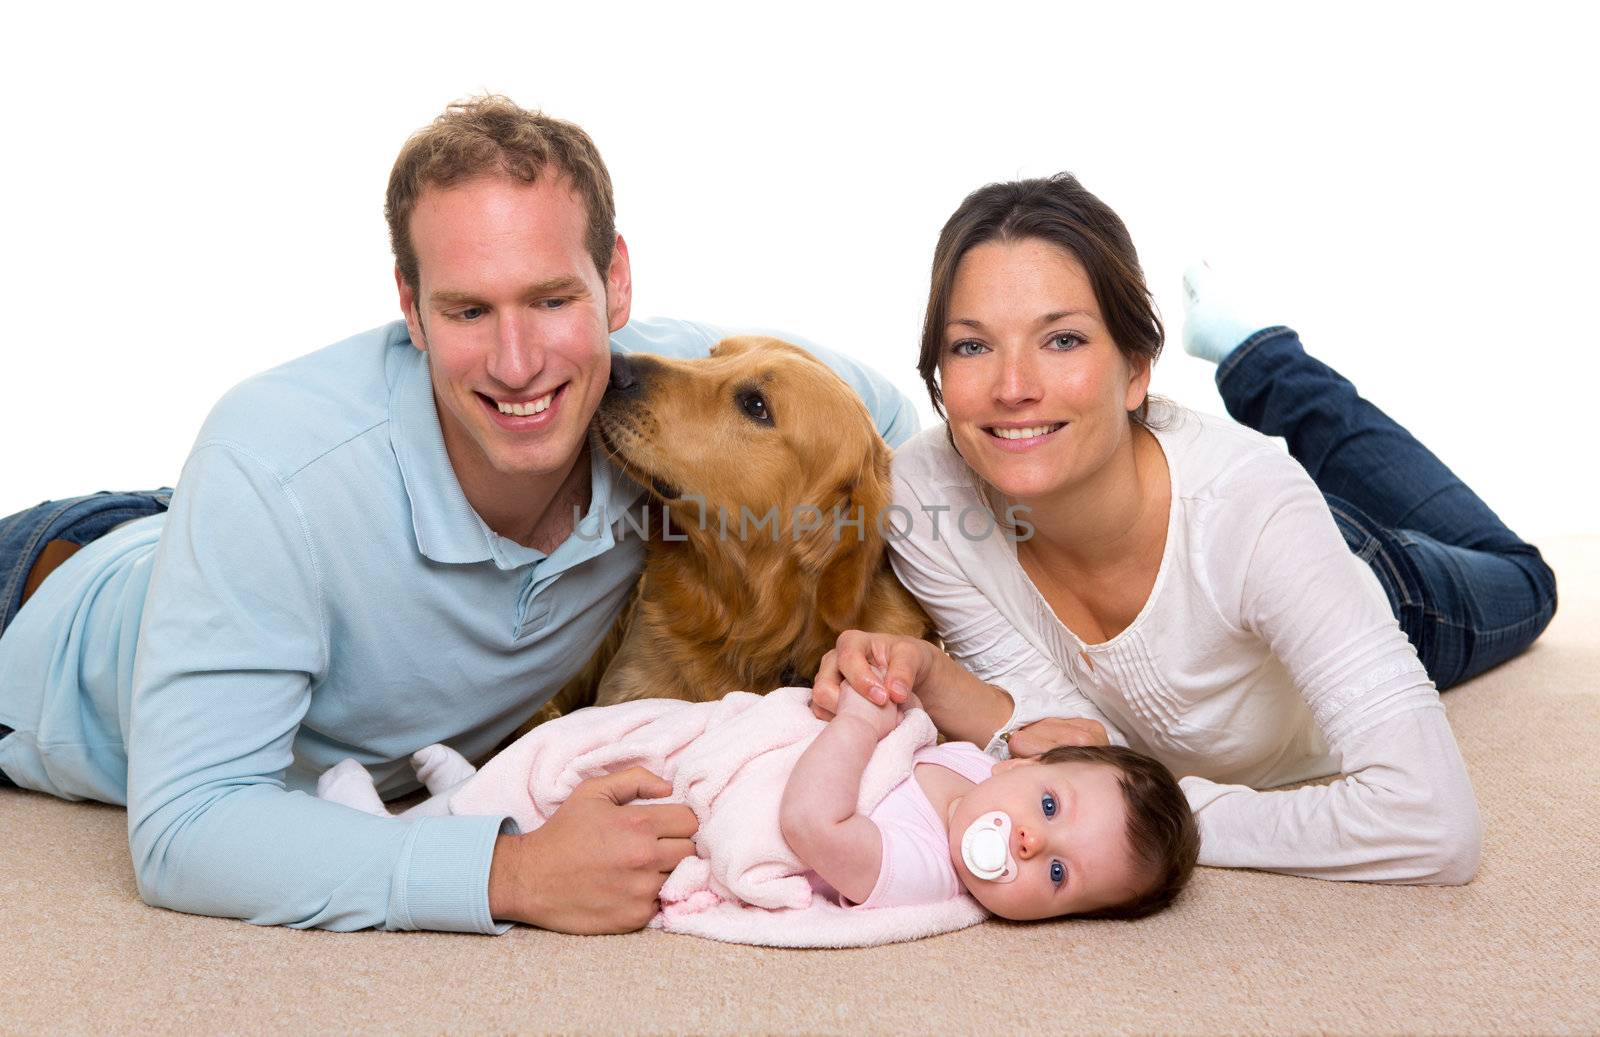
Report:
1183,453,1482,883
887,469,1128,757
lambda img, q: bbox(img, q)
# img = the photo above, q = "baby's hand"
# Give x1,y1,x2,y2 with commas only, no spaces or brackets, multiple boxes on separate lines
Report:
833,679,901,741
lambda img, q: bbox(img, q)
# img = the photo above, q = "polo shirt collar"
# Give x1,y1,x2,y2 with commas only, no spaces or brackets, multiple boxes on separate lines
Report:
389,341,494,565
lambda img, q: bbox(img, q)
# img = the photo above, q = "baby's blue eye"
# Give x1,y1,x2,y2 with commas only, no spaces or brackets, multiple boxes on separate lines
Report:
1051,860,1065,884
1042,793,1057,818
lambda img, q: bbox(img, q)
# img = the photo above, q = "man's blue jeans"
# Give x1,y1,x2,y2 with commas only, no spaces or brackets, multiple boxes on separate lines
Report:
0,489,172,787
1217,327,1557,690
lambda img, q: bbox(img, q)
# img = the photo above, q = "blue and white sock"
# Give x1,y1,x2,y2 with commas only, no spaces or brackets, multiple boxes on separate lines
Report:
1180,262,1273,365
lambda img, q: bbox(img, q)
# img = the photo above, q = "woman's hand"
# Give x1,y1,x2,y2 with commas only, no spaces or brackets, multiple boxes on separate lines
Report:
810,630,940,720
1004,717,1110,757
832,680,903,741
810,630,1018,751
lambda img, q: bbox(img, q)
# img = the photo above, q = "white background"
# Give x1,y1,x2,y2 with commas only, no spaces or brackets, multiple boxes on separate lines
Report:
3,1,1594,537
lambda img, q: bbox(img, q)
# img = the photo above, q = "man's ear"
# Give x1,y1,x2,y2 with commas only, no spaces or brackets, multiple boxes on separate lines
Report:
606,234,633,333
396,266,426,353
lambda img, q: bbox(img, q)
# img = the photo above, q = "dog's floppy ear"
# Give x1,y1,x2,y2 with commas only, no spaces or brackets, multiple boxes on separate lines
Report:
811,436,894,631
708,335,760,359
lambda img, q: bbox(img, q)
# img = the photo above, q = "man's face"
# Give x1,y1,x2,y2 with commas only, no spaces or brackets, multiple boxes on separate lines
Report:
397,173,631,494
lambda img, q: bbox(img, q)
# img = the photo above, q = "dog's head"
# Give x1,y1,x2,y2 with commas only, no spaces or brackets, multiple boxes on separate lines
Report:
594,335,894,628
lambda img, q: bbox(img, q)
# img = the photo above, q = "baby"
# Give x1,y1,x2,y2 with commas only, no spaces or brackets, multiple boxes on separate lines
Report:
318,684,1198,922
781,683,1198,920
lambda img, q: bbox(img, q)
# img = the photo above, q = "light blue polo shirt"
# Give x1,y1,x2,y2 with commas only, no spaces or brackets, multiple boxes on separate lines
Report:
0,317,917,933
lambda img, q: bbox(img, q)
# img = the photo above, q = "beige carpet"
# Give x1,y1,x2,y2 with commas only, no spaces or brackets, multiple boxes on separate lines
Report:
3,537,1597,1035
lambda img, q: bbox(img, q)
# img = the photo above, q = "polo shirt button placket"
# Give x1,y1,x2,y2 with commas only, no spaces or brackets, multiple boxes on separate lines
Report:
516,571,554,640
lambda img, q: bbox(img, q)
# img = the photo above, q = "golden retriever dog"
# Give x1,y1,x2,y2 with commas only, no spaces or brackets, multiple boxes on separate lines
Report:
524,335,930,728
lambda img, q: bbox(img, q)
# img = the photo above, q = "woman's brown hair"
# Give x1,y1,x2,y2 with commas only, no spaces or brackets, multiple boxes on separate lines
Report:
918,173,1166,427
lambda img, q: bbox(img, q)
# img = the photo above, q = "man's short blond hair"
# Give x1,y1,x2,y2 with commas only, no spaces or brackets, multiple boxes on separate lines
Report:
384,95,617,296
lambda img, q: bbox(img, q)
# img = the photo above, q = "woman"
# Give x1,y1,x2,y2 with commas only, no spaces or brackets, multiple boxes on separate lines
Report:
812,174,1557,882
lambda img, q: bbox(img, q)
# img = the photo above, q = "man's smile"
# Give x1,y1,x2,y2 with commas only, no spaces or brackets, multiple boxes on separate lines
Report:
476,383,567,430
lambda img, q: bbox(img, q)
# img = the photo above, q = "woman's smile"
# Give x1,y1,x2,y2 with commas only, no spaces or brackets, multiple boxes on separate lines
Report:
983,421,1068,451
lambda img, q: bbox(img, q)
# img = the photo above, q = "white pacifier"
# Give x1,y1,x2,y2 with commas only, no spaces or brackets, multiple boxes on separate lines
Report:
960,810,1018,883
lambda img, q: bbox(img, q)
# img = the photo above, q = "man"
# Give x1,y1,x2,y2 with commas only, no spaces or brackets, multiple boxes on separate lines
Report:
0,96,916,934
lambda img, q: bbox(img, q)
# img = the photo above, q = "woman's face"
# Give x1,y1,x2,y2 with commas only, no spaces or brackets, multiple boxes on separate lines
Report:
937,237,1150,504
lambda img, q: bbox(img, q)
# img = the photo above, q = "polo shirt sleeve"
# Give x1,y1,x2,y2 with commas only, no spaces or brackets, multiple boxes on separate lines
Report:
611,317,921,448
125,440,515,933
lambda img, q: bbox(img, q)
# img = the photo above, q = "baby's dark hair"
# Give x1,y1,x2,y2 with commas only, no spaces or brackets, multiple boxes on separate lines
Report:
1036,744,1198,920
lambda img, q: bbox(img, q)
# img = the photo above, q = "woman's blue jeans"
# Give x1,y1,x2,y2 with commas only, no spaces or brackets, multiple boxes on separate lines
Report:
0,489,173,787
1217,327,1557,690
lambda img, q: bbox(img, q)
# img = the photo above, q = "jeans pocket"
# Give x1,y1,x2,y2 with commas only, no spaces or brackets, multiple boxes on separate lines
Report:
1329,501,1417,616
0,489,173,636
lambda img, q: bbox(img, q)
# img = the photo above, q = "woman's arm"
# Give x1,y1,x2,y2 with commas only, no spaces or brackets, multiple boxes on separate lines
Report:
812,468,1124,755
779,685,901,904
809,633,1007,742
811,633,1111,755
1190,455,1482,883
1181,704,1480,882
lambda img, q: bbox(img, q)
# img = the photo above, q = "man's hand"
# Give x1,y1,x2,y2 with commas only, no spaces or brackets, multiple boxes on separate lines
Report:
810,630,940,720
1005,717,1110,757
488,767,698,934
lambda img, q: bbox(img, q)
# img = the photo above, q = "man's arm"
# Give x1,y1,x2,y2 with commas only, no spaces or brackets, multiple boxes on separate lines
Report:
127,443,512,932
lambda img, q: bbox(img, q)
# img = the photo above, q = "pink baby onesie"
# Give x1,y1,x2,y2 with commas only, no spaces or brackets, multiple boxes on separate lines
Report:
853,741,997,910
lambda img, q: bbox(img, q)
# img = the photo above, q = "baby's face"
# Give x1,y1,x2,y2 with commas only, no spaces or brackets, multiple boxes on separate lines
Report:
946,758,1147,920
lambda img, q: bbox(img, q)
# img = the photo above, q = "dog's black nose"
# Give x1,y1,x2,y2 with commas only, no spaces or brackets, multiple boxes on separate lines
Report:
609,353,641,394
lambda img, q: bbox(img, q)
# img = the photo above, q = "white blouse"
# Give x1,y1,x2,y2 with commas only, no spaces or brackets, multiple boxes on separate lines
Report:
888,401,1481,883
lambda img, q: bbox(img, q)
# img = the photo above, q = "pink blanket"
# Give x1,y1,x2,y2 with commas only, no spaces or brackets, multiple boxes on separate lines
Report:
449,686,987,947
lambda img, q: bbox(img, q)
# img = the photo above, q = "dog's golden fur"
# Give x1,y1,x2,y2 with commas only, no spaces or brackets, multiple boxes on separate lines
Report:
522,336,930,730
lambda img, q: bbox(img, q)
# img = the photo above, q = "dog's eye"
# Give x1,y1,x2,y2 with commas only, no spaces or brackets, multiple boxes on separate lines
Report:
737,390,773,426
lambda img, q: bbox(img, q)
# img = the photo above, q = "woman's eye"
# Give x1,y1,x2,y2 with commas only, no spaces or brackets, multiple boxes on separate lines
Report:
1050,333,1083,350
1041,792,1057,818
739,391,771,424
1050,859,1066,885
951,340,987,357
